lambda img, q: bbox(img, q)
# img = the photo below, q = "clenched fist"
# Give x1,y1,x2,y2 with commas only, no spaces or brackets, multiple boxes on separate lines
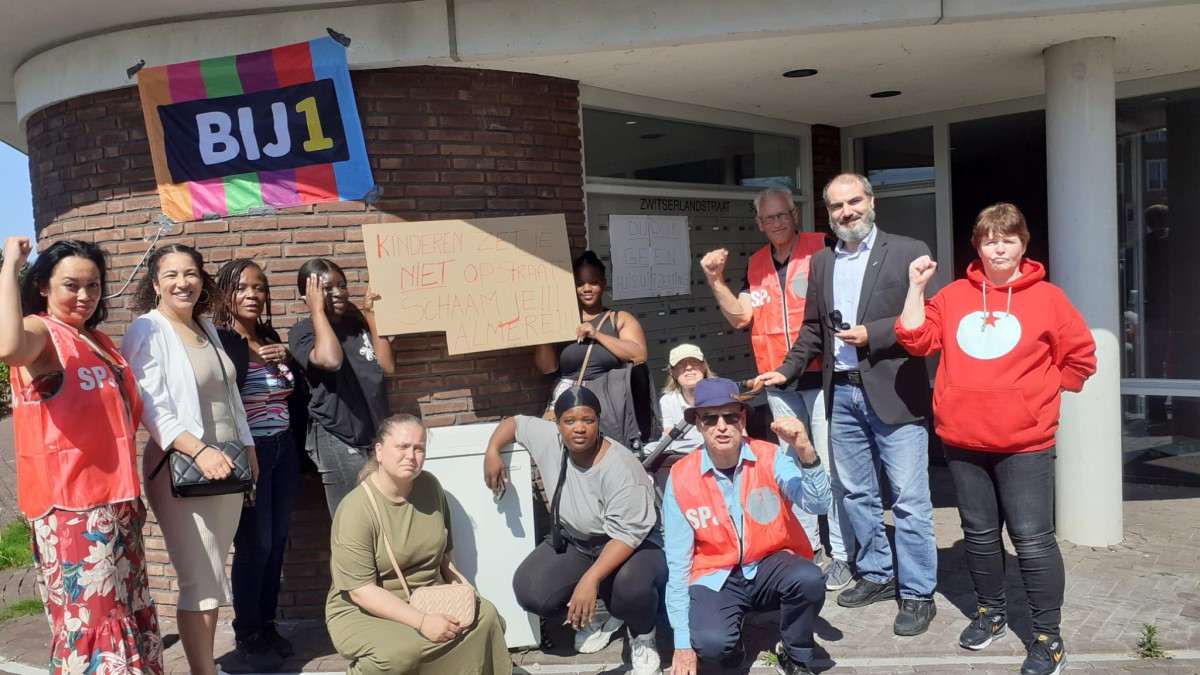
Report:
701,249,730,279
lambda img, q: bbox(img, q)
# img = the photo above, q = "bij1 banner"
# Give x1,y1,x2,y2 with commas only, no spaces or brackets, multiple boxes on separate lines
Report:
136,37,374,222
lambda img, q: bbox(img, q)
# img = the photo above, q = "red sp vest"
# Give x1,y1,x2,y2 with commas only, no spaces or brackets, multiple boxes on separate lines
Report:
747,233,827,374
669,438,813,583
11,315,143,519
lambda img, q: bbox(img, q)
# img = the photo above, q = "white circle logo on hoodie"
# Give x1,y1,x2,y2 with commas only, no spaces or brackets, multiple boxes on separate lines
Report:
956,311,1021,360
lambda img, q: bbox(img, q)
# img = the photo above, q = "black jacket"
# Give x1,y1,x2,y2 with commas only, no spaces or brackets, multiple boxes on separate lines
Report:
777,228,939,426
216,325,310,447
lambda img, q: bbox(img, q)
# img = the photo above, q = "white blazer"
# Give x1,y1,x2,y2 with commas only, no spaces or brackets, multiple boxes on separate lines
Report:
122,309,254,450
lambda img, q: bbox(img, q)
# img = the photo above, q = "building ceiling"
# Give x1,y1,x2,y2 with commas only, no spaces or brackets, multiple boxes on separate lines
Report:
451,3,1200,127
1,1,1198,150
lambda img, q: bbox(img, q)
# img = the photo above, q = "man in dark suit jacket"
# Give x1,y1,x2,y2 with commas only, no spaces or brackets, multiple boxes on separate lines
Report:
757,173,941,637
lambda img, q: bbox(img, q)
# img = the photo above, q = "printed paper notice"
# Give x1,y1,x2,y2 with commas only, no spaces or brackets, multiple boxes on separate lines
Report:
608,215,691,300
363,215,579,355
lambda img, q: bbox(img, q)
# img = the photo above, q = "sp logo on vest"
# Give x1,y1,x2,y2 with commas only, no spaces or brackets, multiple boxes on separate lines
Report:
77,366,115,391
685,506,720,529
748,289,771,308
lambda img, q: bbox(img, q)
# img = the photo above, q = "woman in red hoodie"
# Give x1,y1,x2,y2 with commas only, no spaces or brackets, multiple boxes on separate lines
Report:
895,203,1095,675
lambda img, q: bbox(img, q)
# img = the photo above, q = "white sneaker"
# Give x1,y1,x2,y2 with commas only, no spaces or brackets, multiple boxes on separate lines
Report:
630,629,662,675
574,611,625,654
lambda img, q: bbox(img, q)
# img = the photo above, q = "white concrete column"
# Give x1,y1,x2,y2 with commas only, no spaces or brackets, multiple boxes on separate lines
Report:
1044,37,1123,546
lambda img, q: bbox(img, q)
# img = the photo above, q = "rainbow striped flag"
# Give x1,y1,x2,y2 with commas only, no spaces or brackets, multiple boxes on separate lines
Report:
137,37,373,222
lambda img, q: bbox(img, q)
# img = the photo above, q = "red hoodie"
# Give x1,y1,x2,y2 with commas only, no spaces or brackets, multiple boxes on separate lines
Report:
894,258,1096,453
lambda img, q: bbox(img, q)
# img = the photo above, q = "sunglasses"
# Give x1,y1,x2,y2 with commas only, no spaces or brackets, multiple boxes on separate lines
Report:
698,411,743,427
829,309,851,332
731,379,763,402
21,370,64,402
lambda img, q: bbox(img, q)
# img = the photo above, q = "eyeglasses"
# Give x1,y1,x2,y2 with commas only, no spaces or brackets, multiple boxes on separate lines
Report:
698,411,743,427
829,309,851,332
758,208,795,225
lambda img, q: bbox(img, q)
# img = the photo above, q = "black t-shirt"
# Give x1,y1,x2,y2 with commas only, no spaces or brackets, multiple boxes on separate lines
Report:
741,253,822,391
289,315,388,448
558,312,622,381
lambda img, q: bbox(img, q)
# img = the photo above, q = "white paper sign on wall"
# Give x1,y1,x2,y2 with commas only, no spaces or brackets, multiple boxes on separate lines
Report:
608,214,691,300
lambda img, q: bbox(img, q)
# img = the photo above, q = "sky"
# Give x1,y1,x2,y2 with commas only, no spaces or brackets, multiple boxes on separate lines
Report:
0,143,35,249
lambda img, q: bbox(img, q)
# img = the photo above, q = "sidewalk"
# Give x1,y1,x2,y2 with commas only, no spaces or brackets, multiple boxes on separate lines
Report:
3,409,1199,673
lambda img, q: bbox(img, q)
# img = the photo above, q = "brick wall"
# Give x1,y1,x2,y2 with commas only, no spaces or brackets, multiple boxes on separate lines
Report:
25,66,585,618
811,123,842,231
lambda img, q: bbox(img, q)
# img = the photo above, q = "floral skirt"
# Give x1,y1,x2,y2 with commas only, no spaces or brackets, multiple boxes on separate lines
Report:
31,499,163,675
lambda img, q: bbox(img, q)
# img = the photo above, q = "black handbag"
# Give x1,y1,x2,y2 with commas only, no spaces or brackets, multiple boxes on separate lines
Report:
149,330,253,498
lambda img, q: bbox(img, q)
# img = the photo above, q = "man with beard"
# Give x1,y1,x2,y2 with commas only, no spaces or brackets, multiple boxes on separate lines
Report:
699,187,854,592
756,173,942,637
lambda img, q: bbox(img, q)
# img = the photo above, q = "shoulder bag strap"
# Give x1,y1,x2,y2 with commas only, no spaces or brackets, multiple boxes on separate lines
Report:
361,482,414,598
574,310,614,386
74,327,137,428
205,327,240,412
549,444,571,551
148,328,242,481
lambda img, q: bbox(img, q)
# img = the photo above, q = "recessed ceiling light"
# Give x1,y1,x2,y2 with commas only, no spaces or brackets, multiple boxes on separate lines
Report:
870,90,902,98
782,69,819,78
640,133,665,140
625,120,639,125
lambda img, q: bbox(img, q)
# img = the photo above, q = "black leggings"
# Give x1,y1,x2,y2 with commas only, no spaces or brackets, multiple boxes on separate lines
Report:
512,539,667,637
945,445,1065,636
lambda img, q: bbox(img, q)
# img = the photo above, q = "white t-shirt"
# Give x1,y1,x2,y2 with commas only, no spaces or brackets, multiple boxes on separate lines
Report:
657,390,706,451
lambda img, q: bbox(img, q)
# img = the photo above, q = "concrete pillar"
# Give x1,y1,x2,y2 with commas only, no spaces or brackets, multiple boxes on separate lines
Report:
1044,37,1123,546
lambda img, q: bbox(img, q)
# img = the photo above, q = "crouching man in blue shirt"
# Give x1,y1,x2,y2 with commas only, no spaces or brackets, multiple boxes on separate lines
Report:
663,378,830,675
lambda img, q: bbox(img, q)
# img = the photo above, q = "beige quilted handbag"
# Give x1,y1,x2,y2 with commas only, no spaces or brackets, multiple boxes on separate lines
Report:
361,483,478,629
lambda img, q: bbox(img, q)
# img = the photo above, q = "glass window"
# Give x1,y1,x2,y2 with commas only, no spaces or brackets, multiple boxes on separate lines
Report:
873,193,937,260
1146,158,1168,191
582,109,799,188
1122,394,1200,486
1116,88,1200,382
860,127,935,188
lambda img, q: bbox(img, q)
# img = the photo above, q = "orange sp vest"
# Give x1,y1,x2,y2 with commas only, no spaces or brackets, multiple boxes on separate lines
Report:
669,438,813,583
747,232,827,374
10,315,143,519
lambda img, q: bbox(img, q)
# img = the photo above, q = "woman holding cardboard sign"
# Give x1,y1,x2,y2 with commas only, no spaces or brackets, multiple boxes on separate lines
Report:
288,258,394,516
534,251,655,450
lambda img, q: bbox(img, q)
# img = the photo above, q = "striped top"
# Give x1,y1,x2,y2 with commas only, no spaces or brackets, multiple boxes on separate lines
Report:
241,361,295,437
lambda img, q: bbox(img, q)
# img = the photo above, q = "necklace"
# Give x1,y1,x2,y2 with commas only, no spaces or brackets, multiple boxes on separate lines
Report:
166,315,208,345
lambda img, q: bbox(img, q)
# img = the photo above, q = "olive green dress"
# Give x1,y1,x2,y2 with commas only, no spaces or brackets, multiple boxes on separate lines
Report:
326,472,511,675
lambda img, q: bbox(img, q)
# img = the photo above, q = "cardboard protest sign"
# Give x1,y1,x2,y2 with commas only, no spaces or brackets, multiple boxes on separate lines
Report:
608,215,691,300
137,37,374,222
363,215,580,354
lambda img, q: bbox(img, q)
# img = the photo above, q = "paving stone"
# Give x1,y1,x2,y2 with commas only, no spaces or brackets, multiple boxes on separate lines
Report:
2,411,1199,674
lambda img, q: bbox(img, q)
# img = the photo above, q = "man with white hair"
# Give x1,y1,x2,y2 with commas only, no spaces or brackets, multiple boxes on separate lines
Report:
700,187,854,592
662,377,830,675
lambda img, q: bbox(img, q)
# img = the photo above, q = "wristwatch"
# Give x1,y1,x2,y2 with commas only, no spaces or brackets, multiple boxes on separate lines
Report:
800,455,822,469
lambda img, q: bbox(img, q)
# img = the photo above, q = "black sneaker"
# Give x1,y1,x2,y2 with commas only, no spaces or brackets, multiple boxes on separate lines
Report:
959,607,1007,650
235,633,285,672
775,644,815,675
893,598,937,636
1021,634,1067,675
836,577,897,608
262,622,294,658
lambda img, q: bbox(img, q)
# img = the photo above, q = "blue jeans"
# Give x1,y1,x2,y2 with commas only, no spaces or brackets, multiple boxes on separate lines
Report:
830,382,937,599
766,388,852,562
688,551,825,670
232,429,300,641
945,445,1064,636
308,422,371,516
